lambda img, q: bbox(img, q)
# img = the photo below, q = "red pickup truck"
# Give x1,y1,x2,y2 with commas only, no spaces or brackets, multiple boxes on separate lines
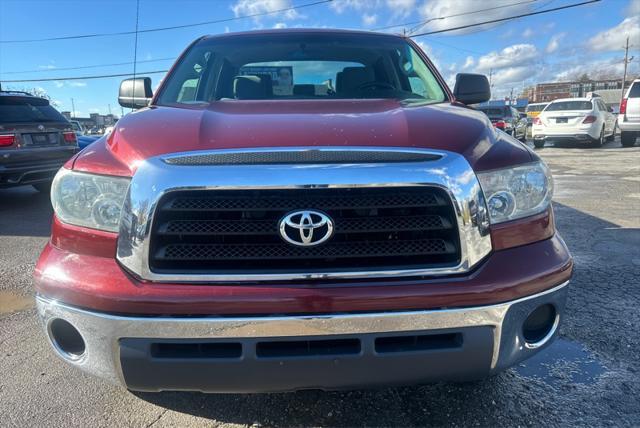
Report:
34,29,572,393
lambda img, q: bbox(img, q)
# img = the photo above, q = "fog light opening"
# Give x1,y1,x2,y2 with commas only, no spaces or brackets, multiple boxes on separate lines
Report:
522,304,559,349
48,318,86,360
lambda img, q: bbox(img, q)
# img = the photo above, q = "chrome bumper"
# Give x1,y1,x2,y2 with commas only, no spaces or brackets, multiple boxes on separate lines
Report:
36,281,568,392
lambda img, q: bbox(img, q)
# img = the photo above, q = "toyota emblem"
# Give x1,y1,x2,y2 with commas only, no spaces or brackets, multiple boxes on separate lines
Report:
279,210,334,247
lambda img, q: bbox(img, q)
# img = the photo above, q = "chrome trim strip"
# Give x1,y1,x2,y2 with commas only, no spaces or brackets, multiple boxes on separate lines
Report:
35,281,569,385
116,147,492,282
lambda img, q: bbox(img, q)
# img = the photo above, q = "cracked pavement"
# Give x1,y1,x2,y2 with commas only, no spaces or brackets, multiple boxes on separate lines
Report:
1,138,639,427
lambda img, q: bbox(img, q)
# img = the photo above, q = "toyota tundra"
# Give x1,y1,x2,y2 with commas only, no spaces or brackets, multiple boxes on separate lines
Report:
34,29,573,393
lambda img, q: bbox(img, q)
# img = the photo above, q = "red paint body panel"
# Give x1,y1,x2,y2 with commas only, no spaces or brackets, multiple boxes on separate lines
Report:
34,235,571,316
72,101,535,177
50,216,117,258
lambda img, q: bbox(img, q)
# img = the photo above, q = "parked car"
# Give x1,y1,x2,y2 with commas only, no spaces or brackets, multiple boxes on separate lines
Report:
477,105,527,142
618,78,640,147
34,29,571,393
525,102,548,125
69,119,100,149
0,91,78,191
532,96,616,148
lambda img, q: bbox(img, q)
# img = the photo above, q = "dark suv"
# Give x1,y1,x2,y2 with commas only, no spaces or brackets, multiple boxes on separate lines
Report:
478,105,527,142
0,91,79,191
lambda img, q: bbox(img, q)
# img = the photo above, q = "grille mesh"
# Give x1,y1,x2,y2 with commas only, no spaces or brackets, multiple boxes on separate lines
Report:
149,187,460,275
163,150,441,166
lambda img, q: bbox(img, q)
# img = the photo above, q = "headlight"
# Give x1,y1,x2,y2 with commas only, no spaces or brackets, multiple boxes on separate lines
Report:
477,161,553,224
51,168,130,232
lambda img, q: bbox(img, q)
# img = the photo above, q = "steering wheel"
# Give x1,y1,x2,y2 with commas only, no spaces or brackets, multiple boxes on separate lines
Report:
356,81,396,91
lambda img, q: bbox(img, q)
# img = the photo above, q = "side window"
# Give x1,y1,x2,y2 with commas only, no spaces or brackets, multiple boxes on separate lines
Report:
408,77,427,97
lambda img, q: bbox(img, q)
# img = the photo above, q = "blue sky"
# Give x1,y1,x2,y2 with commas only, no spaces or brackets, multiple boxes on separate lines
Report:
0,0,638,118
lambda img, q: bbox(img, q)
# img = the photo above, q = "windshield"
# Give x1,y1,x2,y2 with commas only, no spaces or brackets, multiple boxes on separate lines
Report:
545,101,592,111
0,96,68,123
526,103,547,112
479,107,506,118
156,33,447,104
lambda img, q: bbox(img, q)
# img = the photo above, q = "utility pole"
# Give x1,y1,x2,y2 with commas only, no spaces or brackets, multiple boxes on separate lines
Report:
489,68,493,88
621,36,634,104
509,88,514,105
108,104,112,115
71,98,76,118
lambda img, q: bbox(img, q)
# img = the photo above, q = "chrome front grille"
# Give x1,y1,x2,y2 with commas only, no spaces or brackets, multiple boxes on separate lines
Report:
116,147,493,282
148,187,460,274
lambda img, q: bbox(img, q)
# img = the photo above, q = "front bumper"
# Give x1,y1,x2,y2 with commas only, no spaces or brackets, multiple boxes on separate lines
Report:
36,281,568,393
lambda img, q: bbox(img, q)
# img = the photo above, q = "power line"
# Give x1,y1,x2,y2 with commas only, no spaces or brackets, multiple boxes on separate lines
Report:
372,0,537,32
408,0,538,35
0,57,176,75
410,0,600,37
0,0,333,44
0,70,169,83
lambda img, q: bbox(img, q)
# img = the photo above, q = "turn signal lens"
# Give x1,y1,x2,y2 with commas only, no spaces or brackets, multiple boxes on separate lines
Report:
494,120,506,129
533,117,542,125
582,115,597,124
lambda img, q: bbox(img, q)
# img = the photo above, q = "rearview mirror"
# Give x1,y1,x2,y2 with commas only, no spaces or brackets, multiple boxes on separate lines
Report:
453,73,490,105
118,77,153,109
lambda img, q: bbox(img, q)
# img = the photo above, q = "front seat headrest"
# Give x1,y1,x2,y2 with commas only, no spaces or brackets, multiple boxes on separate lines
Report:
234,75,273,99
336,67,375,93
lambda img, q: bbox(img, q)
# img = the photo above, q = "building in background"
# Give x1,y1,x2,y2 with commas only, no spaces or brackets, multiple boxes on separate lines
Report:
523,78,635,103
61,112,118,130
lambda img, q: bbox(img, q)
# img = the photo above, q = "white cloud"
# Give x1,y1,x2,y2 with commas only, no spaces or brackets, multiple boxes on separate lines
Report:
589,16,640,52
475,44,539,73
273,22,287,28
417,0,534,35
522,28,533,38
362,13,377,26
231,0,302,22
546,33,565,54
625,0,640,17
330,0,380,13
38,64,56,70
53,81,87,88
386,0,416,17
463,56,475,69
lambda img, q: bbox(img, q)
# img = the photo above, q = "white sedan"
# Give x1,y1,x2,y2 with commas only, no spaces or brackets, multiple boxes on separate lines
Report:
532,96,616,148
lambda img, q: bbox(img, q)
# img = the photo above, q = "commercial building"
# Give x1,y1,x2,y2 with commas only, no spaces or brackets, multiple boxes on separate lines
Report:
61,112,118,130
525,79,633,103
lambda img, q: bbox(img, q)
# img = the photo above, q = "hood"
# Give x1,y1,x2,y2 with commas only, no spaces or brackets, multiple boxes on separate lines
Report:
72,100,534,176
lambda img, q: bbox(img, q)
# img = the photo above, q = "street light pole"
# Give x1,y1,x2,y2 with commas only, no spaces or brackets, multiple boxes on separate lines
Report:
621,36,629,104
71,98,76,119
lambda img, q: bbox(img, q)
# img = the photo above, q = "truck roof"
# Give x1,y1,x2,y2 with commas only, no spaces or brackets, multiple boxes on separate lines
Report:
201,28,406,42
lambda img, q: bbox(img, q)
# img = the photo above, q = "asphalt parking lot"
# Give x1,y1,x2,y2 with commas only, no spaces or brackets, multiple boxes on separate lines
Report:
1,138,639,427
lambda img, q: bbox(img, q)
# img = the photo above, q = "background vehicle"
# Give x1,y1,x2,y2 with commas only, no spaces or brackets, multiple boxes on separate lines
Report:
69,119,100,149
34,29,571,393
0,91,79,191
619,78,640,147
532,96,616,148
526,102,548,125
477,105,527,142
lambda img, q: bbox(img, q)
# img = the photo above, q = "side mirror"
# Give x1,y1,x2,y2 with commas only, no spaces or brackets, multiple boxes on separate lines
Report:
453,73,490,105
118,77,153,109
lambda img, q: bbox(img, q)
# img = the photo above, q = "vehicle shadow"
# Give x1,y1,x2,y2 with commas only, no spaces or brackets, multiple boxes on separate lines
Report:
131,202,640,426
0,186,53,237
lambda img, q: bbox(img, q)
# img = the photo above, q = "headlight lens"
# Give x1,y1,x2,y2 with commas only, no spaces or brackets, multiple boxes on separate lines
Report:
51,169,130,232
477,161,553,224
